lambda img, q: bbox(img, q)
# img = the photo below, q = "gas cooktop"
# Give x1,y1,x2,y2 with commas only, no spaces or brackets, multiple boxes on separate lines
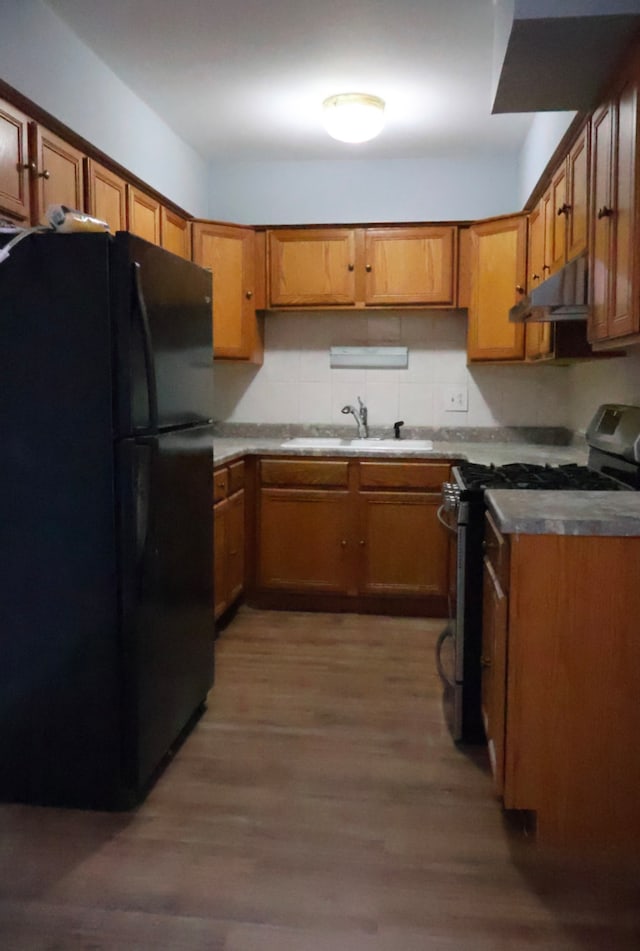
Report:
454,461,626,492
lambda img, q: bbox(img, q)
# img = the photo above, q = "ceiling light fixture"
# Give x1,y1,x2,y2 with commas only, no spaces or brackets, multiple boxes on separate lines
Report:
322,93,385,144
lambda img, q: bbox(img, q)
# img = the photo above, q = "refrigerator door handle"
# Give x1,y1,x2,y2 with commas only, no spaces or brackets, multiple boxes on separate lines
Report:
134,441,153,566
132,261,159,433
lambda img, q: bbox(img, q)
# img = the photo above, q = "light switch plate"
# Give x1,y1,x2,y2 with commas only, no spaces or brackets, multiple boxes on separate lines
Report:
442,384,468,412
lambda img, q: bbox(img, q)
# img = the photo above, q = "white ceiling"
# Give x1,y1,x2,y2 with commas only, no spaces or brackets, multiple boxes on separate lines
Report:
45,0,534,162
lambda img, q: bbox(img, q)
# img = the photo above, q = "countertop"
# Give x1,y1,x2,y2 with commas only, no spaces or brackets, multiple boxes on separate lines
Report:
486,489,640,536
212,436,640,536
212,437,589,468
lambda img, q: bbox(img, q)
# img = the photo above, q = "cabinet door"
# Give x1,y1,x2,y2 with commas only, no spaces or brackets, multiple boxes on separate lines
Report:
566,125,589,262
214,497,229,620
549,162,568,274
29,123,85,225
128,186,161,244
192,221,262,362
589,101,614,342
84,158,127,232
610,75,639,339
0,101,30,223
467,215,527,361
268,229,358,306
257,488,353,594
363,226,456,306
482,556,508,796
161,207,190,259
227,488,245,606
358,492,448,597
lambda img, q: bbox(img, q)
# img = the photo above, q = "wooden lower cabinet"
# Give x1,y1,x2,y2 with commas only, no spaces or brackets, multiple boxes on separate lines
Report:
214,461,245,621
252,456,451,615
482,513,640,855
259,489,352,593
358,493,448,597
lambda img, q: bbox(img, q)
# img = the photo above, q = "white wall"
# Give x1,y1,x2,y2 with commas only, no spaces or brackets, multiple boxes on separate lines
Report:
208,155,521,225
214,312,572,429
568,349,640,432
0,0,209,215
518,111,577,206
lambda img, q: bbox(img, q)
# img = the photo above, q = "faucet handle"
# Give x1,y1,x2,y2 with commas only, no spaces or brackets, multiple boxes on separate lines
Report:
393,420,405,439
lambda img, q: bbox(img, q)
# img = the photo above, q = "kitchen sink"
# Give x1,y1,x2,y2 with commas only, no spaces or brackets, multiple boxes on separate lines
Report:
281,437,434,451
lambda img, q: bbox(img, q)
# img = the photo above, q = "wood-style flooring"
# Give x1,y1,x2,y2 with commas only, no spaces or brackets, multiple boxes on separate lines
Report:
1,607,639,949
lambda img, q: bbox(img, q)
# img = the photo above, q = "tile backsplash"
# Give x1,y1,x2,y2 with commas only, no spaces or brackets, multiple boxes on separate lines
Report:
214,311,577,430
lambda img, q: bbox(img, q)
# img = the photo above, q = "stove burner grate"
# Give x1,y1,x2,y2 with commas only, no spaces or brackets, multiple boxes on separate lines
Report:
456,461,625,492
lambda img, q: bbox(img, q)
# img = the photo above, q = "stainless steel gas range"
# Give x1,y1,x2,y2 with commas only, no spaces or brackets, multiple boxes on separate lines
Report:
437,403,640,744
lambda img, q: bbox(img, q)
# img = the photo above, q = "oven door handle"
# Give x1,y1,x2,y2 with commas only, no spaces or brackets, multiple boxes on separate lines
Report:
437,504,458,534
436,624,457,688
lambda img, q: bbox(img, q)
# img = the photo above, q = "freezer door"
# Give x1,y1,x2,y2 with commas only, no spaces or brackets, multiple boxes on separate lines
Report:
112,233,213,436
117,424,214,795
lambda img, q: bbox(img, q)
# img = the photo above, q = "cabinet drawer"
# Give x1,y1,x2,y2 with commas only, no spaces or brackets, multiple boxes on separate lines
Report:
484,510,509,592
214,466,229,502
359,461,450,490
228,460,245,494
260,458,349,487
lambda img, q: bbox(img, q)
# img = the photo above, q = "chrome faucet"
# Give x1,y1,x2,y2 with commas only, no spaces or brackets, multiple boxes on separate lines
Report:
341,396,369,438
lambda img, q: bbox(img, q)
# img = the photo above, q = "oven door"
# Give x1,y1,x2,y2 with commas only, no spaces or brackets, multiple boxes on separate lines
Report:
435,498,465,741
436,497,485,744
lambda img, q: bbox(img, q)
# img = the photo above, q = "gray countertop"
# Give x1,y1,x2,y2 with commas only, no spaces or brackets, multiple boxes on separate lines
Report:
212,437,589,468
213,436,640,537
486,489,640,536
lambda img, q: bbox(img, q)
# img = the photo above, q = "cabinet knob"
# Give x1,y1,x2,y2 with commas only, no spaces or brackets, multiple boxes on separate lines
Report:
348,263,355,271
597,206,613,219
557,202,571,216
245,290,253,300
340,539,347,547
481,655,492,669
515,285,525,295
365,264,372,272
37,168,51,180
359,539,365,546
542,264,550,272
20,161,36,173
531,272,540,282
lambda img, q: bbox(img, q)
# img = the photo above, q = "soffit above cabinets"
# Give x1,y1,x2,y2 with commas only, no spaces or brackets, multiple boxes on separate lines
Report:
492,0,640,113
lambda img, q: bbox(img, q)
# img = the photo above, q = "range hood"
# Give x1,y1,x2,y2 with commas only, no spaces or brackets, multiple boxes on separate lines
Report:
509,253,589,323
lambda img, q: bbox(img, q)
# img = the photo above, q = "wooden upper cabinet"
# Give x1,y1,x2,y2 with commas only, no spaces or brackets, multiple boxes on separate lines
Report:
589,61,640,345
267,225,458,309
127,186,161,244
29,123,84,225
268,228,358,307
566,125,589,261
192,221,263,363
161,206,190,259
457,226,472,309
363,226,455,306
546,123,590,276
550,162,568,274
467,214,527,362
84,158,127,232
0,100,31,224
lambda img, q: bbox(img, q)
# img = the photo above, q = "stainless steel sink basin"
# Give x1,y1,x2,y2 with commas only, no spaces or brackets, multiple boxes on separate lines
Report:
281,437,434,451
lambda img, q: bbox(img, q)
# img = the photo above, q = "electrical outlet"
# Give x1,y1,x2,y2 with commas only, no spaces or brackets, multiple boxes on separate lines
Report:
443,384,468,412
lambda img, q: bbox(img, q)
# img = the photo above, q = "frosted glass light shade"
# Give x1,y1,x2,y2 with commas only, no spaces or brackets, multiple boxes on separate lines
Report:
322,93,385,143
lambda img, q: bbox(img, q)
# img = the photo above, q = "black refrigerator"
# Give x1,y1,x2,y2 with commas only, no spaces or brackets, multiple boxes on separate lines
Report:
0,231,215,810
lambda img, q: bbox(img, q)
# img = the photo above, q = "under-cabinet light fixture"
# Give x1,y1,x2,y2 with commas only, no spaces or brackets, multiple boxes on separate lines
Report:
330,346,408,369
322,93,386,143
